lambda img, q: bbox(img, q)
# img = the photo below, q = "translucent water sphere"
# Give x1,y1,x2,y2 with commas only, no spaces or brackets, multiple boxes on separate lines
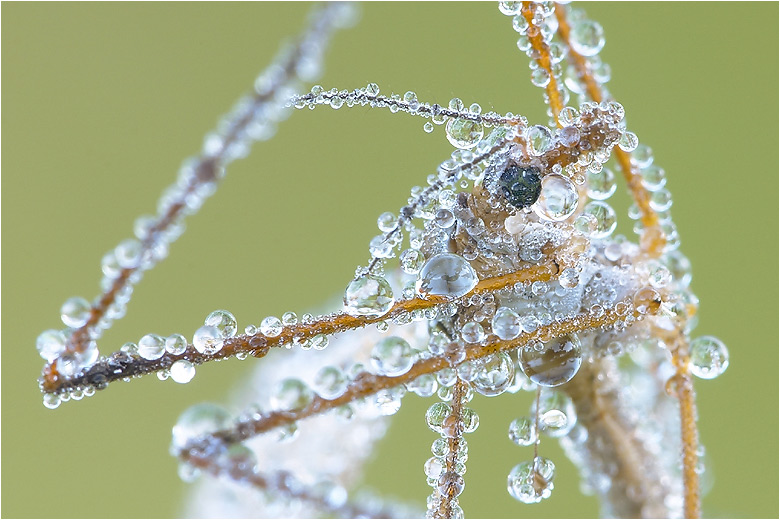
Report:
507,457,556,503
520,334,583,387
416,253,478,301
471,352,515,397
192,325,224,355
689,336,729,379
171,403,231,452
445,118,484,149
533,174,579,222
492,307,522,341
204,310,238,339
370,336,415,377
580,201,617,239
36,329,67,362
270,378,314,412
343,274,394,317
508,416,537,446
60,296,91,328
170,360,196,384
137,333,166,360
570,20,605,56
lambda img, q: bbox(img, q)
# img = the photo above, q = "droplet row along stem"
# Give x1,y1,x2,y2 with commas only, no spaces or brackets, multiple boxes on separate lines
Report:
553,3,664,254
436,378,468,519
180,448,400,519
41,2,352,387
201,299,655,447
521,1,565,126
41,243,566,396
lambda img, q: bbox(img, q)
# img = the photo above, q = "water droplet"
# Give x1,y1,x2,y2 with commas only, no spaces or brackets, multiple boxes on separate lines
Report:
60,296,91,328
370,336,415,377
558,125,581,147
166,334,188,355
507,457,556,503
581,201,617,239
205,310,237,339
445,118,484,149
492,307,522,341
533,174,578,222
115,238,143,269
498,165,542,209
377,212,396,232
533,389,577,437
374,387,405,415
508,416,537,446
416,253,478,300
498,1,521,16
344,274,394,317
400,249,425,275
170,359,195,384
438,471,465,497
259,316,283,337
270,378,314,411
587,167,616,200
461,321,485,344
37,329,68,362
530,68,551,88
527,125,552,156
426,402,452,433
633,286,661,315
471,352,515,397
171,403,231,451
570,20,605,56
558,268,579,289
423,121,434,133
618,131,639,152
425,456,444,479
559,106,579,126
520,334,582,387
689,336,729,379
137,333,165,360
192,325,223,355
434,209,455,229
313,365,348,399
640,164,666,191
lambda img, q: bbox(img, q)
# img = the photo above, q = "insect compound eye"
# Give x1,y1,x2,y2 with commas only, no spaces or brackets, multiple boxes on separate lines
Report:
497,165,542,209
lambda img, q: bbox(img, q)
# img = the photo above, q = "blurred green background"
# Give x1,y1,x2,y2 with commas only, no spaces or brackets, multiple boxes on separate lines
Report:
2,2,777,518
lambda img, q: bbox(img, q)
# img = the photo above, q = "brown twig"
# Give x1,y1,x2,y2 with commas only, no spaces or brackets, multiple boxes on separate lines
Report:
521,2,564,126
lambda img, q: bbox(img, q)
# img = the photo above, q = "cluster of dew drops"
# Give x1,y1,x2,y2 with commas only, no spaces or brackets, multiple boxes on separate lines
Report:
36,1,732,513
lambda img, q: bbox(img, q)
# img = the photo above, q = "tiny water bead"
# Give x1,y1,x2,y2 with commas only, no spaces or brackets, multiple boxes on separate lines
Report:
343,274,394,317
526,125,552,156
270,378,314,412
689,336,729,380
137,333,166,360
580,201,617,239
36,329,67,362
416,253,478,301
425,402,452,434
192,325,223,355
204,310,238,339
497,165,542,209
633,286,662,315
166,334,188,355
313,365,349,399
508,416,537,447
60,296,91,328
445,118,484,149
170,360,196,384
171,403,232,452
400,249,425,275
507,457,556,504
533,174,578,222
586,167,617,200
370,336,415,377
520,334,583,387
461,321,485,344
492,307,522,341
618,130,639,152
255,317,282,339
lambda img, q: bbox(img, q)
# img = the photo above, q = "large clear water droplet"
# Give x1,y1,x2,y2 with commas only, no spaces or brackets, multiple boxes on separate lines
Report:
581,201,617,239
689,336,729,379
570,20,605,56
270,378,314,412
445,118,484,149
520,334,582,387
137,333,166,360
471,352,515,397
533,174,579,222
507,457,556,503
60,296,91,328
170,359,196,384
508,416,537,446
313,365,349,400
192,325,223,355
416,253,478,300
344,274,394,317
492,307,522,341
37,329,67,362
171,403,231,452
204,310,237,339
532,389,577,438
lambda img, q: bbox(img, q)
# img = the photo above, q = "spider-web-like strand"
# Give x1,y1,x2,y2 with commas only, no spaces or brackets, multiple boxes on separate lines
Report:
290,87,524,127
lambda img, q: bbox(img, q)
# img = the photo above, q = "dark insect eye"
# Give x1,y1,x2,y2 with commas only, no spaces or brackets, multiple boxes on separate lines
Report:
498,165,542,209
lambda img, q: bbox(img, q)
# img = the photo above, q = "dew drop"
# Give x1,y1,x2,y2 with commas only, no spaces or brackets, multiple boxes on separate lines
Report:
137,333,166,360
587,167,617,200
461,321,485,344
115,238,143,269
259,316,283,337
192,325,223,355
37,329,68,362
416,253,478,300
400,249,425,275
492,307,522,341
633,286,661,315
445,118,484,149
527,125,552,156
314,366,348,400
507,457,556,503
43,393,61,409
558,268,579,289
533,174,578,222
618,131,639,152
570,20,605,56
423,121,434,134
581,201,617,239
270,378,314,412
171,403,231,451
425,402,452,433
533,389,577,437
170,359,195,384
60,296,91,328
520,334,582,387
689,336,729,379
471,352,515,397
166,334,188,355
205,310,237,339
343,274,394,317
508,416,537,446
370,336,415,377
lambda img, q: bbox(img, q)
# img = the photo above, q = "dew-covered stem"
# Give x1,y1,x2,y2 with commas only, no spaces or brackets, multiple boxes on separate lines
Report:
521,1,564,126
671,338,701,519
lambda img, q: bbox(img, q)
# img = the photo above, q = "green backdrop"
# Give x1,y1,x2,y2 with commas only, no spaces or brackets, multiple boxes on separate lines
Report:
2,3,777,518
